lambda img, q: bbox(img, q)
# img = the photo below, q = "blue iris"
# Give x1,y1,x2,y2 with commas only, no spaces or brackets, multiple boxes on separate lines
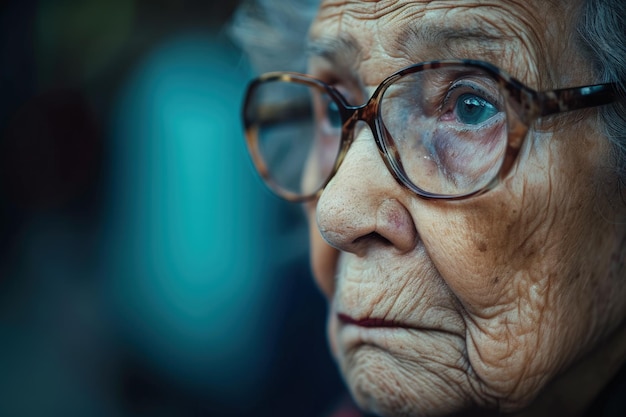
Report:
327,99,342,128
456,93,498,125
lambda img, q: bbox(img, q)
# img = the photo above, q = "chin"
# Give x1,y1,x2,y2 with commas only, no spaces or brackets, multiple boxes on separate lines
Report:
337,342,484,417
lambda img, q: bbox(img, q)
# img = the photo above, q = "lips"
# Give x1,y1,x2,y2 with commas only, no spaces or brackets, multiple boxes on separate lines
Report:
338,313,403,328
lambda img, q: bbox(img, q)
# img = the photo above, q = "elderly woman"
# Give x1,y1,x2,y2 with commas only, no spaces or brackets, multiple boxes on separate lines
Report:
237,0,626,415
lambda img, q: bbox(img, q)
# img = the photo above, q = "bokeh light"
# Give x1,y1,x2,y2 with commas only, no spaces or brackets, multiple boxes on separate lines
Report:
104,33,286,404
0,1,344,416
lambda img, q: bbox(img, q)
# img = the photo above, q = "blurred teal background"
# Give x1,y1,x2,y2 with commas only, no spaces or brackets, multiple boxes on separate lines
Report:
0,1,344,416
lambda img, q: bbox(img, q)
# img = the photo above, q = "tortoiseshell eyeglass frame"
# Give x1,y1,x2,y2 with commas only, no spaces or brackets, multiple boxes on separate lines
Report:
242,59,619,202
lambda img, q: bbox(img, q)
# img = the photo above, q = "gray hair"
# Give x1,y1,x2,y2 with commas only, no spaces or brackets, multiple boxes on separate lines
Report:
229,0,318,73
577,0,626,182
231,0,626,180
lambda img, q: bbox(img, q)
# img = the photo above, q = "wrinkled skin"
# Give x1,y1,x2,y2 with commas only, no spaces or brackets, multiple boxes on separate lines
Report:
304,1,626,416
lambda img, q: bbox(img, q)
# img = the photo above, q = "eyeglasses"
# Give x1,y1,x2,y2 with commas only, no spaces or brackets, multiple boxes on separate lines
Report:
242,59,617,201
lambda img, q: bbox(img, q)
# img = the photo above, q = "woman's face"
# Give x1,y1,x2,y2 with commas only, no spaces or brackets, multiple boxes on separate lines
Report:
305,1,626,415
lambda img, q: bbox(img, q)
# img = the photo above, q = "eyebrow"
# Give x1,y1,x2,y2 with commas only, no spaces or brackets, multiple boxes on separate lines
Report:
395,23,510,61
307,24,509,71
306,33,362,73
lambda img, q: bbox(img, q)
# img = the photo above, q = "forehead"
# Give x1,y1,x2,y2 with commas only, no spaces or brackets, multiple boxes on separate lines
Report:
309,0,567,87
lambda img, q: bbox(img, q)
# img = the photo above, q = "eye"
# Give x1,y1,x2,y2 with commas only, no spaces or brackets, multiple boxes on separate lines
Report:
325,96,342,128
454,93,498,125
313,91,343,132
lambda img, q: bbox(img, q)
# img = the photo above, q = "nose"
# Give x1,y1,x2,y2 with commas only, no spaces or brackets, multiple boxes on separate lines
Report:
315,124,418,257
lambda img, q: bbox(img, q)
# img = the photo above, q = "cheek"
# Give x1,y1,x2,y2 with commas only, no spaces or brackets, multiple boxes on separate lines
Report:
421,165,593,331
416,203,515,313
419,127,602,313
413,128,617,404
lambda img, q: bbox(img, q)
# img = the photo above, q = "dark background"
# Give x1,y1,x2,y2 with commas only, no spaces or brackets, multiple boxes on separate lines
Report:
0,1,346,416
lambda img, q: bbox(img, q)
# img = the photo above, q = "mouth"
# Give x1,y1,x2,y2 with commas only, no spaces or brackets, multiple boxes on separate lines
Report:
338,313,405,328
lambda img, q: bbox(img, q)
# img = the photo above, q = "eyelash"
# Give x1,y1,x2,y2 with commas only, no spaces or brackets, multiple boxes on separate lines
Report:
443,82,498,110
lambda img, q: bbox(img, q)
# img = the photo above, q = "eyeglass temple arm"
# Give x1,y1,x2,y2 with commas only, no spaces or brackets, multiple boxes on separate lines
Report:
539,83,618,117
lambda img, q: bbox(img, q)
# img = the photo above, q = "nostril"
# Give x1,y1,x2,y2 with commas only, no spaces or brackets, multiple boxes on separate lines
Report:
353,231,393,249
